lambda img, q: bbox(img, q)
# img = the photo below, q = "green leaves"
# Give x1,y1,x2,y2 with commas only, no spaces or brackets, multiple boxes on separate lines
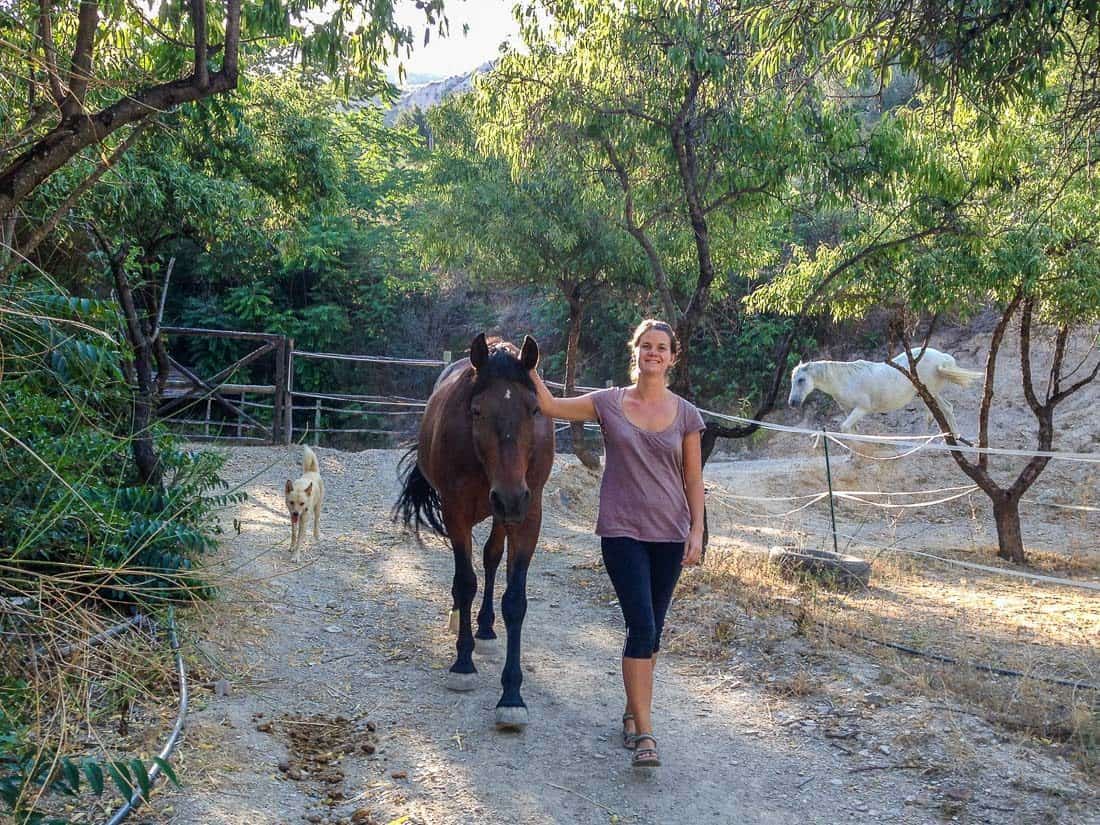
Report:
105,761,133,800
82,759,105,796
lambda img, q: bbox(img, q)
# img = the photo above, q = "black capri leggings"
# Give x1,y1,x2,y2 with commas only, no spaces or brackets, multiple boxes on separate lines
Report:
601,536,685,659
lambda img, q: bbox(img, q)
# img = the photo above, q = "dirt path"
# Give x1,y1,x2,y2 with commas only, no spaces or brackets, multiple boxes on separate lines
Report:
160,446,1096,825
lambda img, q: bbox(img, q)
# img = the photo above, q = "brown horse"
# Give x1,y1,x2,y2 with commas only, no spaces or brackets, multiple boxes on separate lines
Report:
394,333,555,729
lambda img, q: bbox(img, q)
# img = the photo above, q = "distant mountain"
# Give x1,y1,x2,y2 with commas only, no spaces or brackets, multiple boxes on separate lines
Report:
383,61,494,126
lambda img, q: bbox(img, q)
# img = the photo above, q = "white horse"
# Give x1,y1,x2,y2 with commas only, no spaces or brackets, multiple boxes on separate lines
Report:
788,348,983,437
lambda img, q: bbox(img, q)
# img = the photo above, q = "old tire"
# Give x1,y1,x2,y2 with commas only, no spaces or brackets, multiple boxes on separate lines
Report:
768,546,871,590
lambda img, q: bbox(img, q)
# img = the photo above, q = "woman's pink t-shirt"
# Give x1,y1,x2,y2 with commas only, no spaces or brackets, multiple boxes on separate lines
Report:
591,387,706,542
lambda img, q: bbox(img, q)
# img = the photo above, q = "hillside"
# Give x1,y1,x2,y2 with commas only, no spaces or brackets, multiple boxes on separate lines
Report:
383,61,494,125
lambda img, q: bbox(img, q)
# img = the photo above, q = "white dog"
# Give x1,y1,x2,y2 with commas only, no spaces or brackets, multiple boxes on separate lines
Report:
284,446,324,561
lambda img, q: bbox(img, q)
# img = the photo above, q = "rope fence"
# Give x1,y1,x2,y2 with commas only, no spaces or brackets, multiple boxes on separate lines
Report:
159,340,1097,712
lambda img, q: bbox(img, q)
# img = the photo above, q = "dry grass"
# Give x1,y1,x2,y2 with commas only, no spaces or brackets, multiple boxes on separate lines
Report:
667,516,1100,775
1,578,196,821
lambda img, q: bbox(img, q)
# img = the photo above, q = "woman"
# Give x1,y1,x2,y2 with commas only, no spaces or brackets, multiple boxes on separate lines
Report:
530,319,705,768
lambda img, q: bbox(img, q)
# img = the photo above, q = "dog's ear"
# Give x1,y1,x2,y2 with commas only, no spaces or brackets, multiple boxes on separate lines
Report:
304,482,313,496
470,332,489,370
285,479,293,494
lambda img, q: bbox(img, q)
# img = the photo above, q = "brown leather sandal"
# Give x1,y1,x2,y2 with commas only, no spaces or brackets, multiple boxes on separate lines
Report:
632,733,660,768
621,712,637,749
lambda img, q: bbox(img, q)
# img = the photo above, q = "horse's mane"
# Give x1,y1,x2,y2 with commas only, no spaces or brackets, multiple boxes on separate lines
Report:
472,340,535,393
804,359,881,380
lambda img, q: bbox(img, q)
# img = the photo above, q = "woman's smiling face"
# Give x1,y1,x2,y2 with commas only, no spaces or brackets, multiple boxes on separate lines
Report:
634,328,675,377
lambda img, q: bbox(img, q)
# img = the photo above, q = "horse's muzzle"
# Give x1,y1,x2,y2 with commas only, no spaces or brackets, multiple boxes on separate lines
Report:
490,487,531,523
788,392,804,408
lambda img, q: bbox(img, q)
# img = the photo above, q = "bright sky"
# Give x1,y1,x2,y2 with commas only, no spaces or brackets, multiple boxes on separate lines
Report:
388,0,522,84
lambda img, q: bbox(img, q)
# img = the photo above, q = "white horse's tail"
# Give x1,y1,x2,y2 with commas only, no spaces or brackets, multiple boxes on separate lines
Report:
937,363,984,387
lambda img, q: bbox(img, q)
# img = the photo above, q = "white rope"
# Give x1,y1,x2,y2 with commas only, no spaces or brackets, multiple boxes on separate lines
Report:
292,350,446,367
291,404,423,417
291,390,427,407
708,488,830,518
832,486,979,509
1021,498,1100,513
544,379,603,393
825,433,940,461
700,408,1100,463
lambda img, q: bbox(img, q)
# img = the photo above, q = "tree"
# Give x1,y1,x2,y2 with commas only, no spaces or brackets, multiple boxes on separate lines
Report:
747,0,1100,116
479,0,821,398
0,0,447,236
417,96,645,467
751,79,1100,565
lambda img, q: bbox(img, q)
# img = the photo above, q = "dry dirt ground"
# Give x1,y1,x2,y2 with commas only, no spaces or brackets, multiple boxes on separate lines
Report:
144,438,1099,825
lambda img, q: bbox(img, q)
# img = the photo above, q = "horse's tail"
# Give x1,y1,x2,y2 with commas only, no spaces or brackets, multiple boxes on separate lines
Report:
937,362,984,387
393,446,447,539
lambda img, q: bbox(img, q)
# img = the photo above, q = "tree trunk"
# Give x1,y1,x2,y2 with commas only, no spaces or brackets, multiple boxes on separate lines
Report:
564,287,600,470
992,496,1027,564
668,75,714,397
95,228,162,486
0,212,15,267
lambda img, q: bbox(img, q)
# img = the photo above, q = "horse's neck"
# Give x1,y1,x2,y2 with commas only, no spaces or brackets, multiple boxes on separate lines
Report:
810,362,858,395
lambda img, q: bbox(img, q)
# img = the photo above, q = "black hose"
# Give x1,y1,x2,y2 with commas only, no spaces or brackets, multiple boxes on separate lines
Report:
817,618,1100,692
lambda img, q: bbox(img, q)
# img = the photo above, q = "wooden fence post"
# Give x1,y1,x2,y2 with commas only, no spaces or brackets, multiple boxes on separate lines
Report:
272,336,287,445
313,398,321,447
285,339,294,445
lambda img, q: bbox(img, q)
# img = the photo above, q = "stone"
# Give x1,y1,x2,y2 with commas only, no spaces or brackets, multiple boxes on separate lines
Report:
863,692,888,708
942,785,973,802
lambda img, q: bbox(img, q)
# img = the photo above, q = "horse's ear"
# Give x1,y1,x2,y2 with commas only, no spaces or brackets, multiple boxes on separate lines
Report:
470,333,489,370
520,335,539,371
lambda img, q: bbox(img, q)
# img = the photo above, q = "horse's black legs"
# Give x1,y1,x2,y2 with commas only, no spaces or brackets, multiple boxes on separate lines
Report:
495,553,530,729
447,540,478,692
476,522,506,643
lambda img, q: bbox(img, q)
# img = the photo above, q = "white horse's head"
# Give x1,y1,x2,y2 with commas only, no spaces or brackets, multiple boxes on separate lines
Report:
788,361,816,407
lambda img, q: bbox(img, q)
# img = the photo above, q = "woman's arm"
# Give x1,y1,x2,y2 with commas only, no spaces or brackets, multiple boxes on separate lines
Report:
530,369,598,423
682,429,705,566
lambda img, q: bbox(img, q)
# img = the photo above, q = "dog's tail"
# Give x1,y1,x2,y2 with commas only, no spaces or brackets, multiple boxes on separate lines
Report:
392,446,446,539
937,362,984,387
302,445,319,474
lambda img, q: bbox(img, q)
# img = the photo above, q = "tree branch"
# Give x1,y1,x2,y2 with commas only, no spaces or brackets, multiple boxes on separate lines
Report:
192,0,208,89
1047,324,1069,401
1019,297,1043,416
61,0,98,119
601,137,679,322
38,0,67,106
4,120,150,273
978,290,1021,471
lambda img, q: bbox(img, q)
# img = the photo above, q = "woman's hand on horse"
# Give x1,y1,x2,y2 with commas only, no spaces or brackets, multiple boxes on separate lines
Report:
684,531,703,567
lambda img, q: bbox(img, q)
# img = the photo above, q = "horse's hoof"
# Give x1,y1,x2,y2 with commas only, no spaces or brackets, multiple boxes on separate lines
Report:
445,670,478,692
447,609,459,635
495,705,528,730
474,636,500,657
